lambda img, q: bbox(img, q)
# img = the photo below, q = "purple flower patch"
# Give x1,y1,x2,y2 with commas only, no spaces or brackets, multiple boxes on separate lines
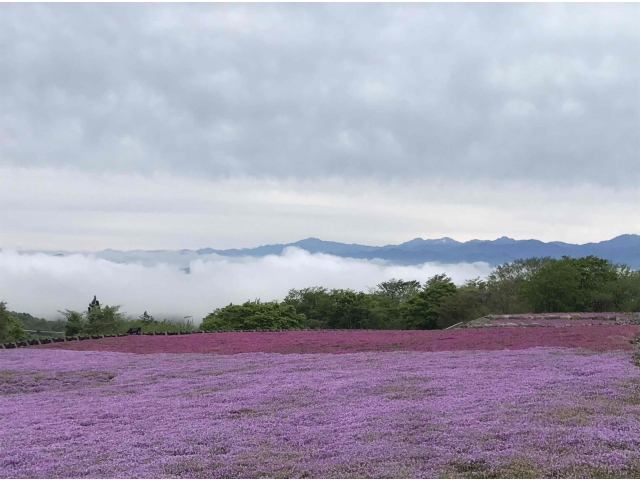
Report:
3,347,640,478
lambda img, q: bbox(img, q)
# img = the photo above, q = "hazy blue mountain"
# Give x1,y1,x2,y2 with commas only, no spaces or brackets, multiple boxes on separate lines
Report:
196,237,378,257
85,234,640,269
193,234,640,268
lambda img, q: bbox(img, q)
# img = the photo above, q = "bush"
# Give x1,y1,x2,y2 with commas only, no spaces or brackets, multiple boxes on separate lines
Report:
522,256,622,313
85,305,124,335
59,307,195,335
401,274,457,330
284,287,334,328
327,290,389,329
60,310,85,336
0,302,28,343
438,285,489,328
201,300,305,331
118,317,195,333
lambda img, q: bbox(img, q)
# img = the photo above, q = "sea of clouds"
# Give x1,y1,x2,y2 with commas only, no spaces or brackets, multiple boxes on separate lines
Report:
0,247,492,322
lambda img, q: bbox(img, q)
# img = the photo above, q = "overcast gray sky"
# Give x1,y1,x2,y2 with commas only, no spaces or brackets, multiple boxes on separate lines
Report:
1,3,639,250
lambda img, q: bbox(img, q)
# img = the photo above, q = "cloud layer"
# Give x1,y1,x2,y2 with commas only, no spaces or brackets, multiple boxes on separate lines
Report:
1,4,638,252
2,166,639,251
0,248,492,322
1,3,638,185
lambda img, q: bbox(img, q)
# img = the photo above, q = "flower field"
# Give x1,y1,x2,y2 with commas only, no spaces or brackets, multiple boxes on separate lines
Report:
4,326,640,478
3,346,640,478
33,325,640,355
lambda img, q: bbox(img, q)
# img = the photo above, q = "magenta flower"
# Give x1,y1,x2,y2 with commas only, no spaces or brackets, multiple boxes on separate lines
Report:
3,345,640,478
34,325,640,355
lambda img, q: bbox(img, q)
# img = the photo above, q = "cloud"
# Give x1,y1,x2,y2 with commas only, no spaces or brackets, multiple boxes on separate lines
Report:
0,3,637,186
2,165,640,251
1,4,638,253
0,248,492,322
503,99,538,117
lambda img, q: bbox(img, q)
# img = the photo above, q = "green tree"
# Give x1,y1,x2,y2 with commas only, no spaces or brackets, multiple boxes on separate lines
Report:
486,258,551,314
285,286,403,330
326,290,387,329
438,283,490,328
201,300,305,331
0,302,28,343
370,279,421,303
139,311,156,324
401,274,457,329
368,279,422,329
284,287,335,329
522,256,624,313
59,310,85,336
614,270,640,312
85,305,124,335
522,259,581,312
572,256,620,311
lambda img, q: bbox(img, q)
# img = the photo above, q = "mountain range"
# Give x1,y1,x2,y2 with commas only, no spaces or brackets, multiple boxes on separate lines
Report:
93,234,640,269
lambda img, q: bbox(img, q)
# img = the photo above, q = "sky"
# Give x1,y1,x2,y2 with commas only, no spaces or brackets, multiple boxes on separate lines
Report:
1,3,639,251
1,3,638,319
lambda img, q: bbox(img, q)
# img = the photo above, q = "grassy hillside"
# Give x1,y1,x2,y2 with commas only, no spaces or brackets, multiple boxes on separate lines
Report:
9,311,66,337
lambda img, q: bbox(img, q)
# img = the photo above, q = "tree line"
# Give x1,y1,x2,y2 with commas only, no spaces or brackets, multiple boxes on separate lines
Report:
2,255,640,342
0,302,195,342
0,302,30,343
59,306,195,337
201,256,640,331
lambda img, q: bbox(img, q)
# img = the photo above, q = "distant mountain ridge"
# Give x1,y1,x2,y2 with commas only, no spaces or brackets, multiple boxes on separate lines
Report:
193,234,640,268
66,234,640,270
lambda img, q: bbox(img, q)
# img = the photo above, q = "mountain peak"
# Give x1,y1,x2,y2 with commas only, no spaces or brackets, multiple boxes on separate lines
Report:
293,237,330,246
602,234,640,247
493,236,516,244
400,237,425,245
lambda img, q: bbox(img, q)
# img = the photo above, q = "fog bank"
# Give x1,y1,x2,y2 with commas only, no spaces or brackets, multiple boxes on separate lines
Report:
0,248,492,322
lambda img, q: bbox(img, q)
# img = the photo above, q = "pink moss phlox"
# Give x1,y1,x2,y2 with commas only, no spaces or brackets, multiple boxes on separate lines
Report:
34,325,640,355
2,348,640,477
